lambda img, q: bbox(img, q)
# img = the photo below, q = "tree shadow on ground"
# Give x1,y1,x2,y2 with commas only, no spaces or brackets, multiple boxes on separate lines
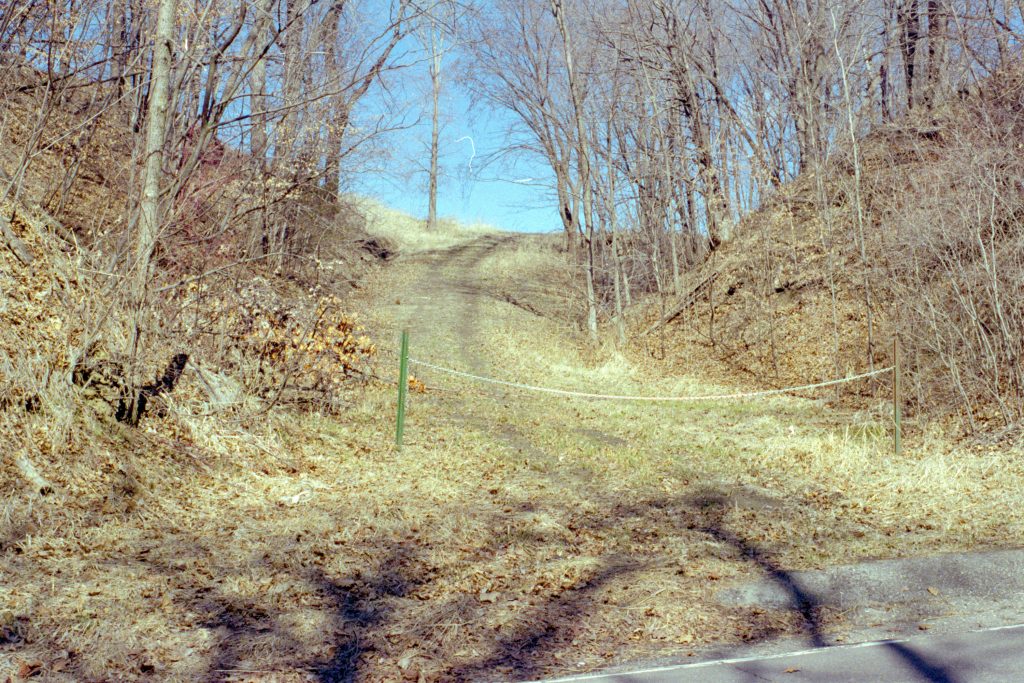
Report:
445,486,964,682
309,544,424,683
697,493,962,683
695,493,829,649
446,557,641,681
132,536,428,683
22,474,964,682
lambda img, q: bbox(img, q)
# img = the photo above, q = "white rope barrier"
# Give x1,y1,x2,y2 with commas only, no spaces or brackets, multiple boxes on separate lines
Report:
408,358,893,403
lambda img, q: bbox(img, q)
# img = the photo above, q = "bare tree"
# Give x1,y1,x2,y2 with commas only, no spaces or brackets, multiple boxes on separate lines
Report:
321,0,412,196
466,0,582,253
550,0,599,342
414,0,463,228
135,0,176,300
898,0,922,108
123,0,177,423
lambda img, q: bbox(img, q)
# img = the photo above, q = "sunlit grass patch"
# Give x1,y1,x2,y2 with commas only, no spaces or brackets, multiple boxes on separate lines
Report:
476,234,563,277
355,196,497,254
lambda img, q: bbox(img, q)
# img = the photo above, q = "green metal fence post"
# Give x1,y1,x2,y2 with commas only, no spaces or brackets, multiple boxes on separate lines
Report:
894,336,902,457
395,330,410,450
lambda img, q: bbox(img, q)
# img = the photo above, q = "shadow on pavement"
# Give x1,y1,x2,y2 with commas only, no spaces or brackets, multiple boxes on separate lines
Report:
699,492,962,683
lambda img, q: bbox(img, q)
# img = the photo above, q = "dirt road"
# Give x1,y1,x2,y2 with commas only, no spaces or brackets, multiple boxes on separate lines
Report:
369,233,562,371
351,233,1024,682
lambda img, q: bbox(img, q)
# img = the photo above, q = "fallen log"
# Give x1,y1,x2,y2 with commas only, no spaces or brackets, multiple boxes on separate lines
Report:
642,273,718,336
14,449,53,495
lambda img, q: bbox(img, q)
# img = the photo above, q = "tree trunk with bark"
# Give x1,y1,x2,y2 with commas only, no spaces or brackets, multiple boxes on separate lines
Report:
550,0,598,343
427,13,444,229
136,0,175,299
126,0,176,425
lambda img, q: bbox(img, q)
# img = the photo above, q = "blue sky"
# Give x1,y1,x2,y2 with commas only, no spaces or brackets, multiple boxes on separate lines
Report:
353,41,563,234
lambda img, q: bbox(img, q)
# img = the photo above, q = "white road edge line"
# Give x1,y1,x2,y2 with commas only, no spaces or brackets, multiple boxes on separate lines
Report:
525,623,1024,683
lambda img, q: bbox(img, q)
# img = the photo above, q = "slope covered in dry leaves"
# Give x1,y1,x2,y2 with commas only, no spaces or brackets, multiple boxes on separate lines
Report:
637,64,1024,435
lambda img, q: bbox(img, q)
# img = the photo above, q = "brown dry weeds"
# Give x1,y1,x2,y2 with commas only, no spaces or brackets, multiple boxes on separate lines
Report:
3,215,1024,682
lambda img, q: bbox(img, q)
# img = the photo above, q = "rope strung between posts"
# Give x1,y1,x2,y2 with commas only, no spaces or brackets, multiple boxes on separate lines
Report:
407,358,894,403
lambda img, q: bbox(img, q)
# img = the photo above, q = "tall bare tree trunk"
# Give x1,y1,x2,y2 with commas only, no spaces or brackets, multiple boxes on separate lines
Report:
136,0,176,297
833,11,876,369
251,0,273,255
108,0,127,99
321,1,345,194
604,120,626,346
276,0,307,176
923,0,948,108
427,14,443,229
250,0,272,164
898,0,921,109
550,0,598,344
127,0,176,424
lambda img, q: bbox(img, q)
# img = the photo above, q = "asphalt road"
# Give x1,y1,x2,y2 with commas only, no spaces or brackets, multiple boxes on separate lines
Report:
528,623,1024,683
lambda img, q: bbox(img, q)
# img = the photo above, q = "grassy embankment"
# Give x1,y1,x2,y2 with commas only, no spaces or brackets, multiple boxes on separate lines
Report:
2,207,1022,682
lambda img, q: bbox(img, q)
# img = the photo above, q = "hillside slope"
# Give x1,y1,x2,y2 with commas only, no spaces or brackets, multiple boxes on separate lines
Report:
640,65,1024,433
0,78,504,680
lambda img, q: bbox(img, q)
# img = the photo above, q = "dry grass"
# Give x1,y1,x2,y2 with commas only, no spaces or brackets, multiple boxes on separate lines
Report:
463,279,1024,567
354,196,497,254
353,232,1024,675
3,209,1024,682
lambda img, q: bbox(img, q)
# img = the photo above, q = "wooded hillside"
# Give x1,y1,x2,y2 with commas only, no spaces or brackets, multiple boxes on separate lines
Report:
464,0,1023,432
1,0,411,502
642,66,1024,433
